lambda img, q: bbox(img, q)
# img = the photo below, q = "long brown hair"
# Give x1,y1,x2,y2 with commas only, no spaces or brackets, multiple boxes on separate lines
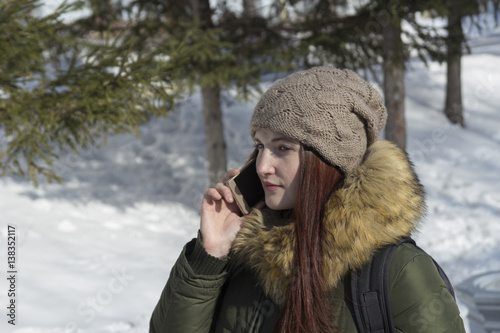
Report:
275,147,345,333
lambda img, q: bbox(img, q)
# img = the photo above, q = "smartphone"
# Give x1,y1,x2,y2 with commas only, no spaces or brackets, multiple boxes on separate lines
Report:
226,159,265,215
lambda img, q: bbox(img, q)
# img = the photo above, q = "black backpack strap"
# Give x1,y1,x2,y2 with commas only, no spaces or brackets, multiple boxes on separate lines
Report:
348,237,456,333
349,237,416,333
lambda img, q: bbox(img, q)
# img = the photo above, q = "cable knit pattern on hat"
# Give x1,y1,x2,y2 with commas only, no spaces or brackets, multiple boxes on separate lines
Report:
250,66,387,174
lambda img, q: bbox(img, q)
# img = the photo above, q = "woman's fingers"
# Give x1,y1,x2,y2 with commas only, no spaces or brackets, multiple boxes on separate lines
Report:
204,188,222,202
211,168,239,203
200,189,243,258
221,168,239,184
215,182,233,203
202,168,244,209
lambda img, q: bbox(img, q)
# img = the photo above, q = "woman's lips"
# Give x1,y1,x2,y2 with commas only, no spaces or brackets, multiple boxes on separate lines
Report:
263,181,281,191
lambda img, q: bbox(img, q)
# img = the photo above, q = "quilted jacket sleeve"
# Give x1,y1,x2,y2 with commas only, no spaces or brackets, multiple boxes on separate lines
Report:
149,235,229,333
389,243,466,333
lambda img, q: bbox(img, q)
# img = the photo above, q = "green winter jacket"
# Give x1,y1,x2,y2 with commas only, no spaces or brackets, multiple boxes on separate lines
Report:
150,140,466,332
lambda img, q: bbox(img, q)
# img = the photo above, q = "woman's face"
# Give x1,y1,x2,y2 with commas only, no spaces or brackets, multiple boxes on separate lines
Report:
253,128,301,210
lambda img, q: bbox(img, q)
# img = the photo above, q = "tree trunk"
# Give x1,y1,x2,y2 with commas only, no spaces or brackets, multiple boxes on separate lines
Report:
382,18,406,150
194,0,228,186
201,84,227,186
444,0,465,127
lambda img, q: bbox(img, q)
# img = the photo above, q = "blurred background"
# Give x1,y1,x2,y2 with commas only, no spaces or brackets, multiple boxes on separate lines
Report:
0,0,499,331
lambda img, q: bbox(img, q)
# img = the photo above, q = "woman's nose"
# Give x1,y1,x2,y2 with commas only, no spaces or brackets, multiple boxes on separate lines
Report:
256,150,274,176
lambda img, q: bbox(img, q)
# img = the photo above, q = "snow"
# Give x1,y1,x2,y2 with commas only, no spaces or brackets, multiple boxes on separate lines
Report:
1,33,500,333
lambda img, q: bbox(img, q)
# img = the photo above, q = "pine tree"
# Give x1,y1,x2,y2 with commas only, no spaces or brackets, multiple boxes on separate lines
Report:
443,0,499,127
0,0,177,186
123,0,294,186
194,0,227,187
279,0,450,149
382,4,406,149
445,0,466,127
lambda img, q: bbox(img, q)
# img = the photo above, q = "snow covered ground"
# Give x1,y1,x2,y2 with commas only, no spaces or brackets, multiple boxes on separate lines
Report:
1,45,500,333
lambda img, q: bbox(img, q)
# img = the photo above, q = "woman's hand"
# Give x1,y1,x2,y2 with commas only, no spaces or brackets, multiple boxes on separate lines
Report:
200,169,243,258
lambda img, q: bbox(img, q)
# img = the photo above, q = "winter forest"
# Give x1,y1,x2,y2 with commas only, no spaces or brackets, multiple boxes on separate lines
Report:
1,0,500,332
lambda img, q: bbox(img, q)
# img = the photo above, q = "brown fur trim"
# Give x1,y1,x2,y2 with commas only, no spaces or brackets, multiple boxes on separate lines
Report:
230,140,425,305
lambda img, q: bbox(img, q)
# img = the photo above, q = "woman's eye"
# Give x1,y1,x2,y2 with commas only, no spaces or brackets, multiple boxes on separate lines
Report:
278,145,291,152
254,143,264,150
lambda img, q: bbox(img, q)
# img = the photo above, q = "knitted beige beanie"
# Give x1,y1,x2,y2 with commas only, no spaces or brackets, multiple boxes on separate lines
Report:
250,66,387,175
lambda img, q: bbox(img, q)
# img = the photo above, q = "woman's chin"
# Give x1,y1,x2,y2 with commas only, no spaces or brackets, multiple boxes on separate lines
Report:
265,198,294,211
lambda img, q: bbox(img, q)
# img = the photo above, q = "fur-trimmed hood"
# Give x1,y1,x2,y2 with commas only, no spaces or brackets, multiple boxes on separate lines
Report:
230,140,426,305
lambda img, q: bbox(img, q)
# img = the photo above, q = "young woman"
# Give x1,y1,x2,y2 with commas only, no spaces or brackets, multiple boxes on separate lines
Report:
149,67,466,332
